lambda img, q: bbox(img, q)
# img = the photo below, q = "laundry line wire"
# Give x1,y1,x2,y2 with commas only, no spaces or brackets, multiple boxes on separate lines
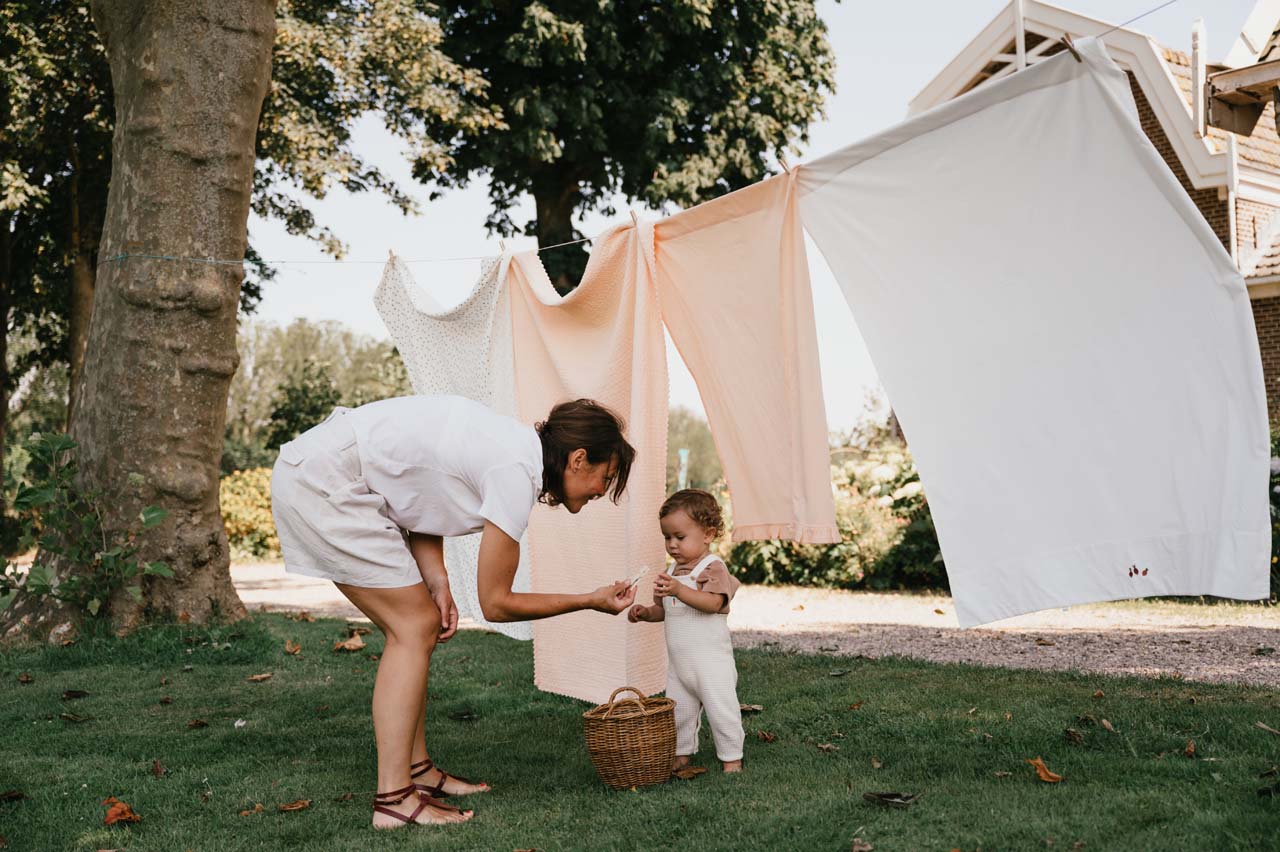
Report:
100,233,599,268
1095,0,1181,39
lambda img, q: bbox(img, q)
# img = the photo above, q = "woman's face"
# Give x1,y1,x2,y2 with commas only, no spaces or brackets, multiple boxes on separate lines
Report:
561,450,618,513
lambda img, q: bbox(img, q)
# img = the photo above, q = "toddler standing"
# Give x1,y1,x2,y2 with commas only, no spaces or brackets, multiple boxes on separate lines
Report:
629,489,745,772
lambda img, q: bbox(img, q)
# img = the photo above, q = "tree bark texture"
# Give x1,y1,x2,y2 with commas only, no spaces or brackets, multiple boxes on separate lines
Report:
6,0,276,638
67,146,100,427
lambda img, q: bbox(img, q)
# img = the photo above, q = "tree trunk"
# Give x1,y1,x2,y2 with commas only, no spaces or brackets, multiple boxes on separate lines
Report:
2,0,276,639
533,173,588,295
1,214,10,516
66,146,99,427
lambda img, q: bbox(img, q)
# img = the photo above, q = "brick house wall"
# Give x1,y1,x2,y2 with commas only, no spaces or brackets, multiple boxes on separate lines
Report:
1128,73,1280,423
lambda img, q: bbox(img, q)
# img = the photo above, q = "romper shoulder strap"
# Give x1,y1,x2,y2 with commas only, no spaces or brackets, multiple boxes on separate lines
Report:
688,553,722,580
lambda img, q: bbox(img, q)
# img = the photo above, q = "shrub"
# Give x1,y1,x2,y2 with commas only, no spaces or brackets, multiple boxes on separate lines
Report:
220,467,278,560
727,439,946,591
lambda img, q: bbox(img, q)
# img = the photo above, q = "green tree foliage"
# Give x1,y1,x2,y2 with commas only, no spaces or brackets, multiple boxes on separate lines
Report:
423,1,836,290
0,0,499,458
264,360,344,452
225,318,412,470
666,406,723,492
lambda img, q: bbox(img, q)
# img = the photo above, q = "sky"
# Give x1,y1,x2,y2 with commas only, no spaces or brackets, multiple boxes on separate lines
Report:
248,0,1264,432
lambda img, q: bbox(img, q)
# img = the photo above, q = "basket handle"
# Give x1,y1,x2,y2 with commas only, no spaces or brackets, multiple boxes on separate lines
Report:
602,686,646,718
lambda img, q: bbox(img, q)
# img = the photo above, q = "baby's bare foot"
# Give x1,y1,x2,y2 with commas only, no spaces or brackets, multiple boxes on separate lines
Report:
722,759,743,773
671,755,692,772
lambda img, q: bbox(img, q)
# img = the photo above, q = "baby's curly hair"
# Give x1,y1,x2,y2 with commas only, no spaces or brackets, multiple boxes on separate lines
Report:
658,489,725,539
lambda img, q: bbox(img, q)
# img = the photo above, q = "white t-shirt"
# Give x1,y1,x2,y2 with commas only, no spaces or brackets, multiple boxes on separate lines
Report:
346,395,543,541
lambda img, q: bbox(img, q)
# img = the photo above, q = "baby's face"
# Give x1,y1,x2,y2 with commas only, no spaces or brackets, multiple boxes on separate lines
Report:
660,509,713,565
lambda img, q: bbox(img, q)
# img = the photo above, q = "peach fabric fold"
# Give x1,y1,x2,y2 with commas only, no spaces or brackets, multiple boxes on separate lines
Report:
654,173,840,544
507,224,669,704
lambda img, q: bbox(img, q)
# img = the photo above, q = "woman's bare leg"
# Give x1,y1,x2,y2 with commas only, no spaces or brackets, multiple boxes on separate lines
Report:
335,582,472,827
411,707,491,796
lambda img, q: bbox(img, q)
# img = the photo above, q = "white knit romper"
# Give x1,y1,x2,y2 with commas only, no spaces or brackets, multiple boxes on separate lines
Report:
663,553,745,762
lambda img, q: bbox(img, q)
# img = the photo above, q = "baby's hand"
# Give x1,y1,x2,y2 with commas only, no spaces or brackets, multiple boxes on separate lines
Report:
653,573,678,598
627,604,650,623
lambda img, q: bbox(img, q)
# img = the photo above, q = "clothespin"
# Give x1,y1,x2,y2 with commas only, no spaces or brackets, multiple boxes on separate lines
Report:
387,248,394,260
629,209,639,226
1059,34,1083,63
499,239,507,252
778,154,791,174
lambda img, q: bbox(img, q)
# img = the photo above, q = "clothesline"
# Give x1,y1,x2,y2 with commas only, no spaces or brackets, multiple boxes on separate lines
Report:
99,232,600,267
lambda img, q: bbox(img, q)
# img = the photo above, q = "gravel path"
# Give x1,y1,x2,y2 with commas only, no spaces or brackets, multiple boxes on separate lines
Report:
232,561,1280,688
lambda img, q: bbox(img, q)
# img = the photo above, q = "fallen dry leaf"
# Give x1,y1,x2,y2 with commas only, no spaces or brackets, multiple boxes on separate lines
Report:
239,803,264,816
1184,739,1196,759
1027,757,1063,783
1035,638,1056,646
59,712,89,723
1076,713,1098,726
792,604,805,611
61,689,90,700
818,743,839,753
756,730,777,743
1065,728,1084,745
966,707,977,715
862,791,920,808
287,611,316,622
1101,719,1115,733
186,719,208,729
1004,712,1013,722
102,797,141,825
1092,690,1105,699
829,669,850,678
1255,721,1280,737
871,756,883,769
160,677,169,686
277,799,311,812
245,673,273,683
849,701,865,711
159,696,173,705
994,771,1012,778
740,703,764,714
672,766,707,780
346,624,372,636
933,608,945,615
333,634,366,653
851,840,874,852
151,760,165,778
16,673,32,685
333,792,355,802
284,640,302,656
0,791,26,802
177,611,191,624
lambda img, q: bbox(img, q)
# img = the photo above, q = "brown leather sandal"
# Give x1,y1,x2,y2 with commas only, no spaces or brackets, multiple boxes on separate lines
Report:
410,758,490,798
373,783,470,827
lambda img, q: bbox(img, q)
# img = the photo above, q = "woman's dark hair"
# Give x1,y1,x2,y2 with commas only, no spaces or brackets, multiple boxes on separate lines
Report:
535,399,636,507
659,489,725,539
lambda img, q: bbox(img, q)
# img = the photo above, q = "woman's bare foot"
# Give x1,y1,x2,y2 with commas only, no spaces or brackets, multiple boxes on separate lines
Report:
671,755,692,773
722,759,743,773
372,793,473,829
414,761,491,797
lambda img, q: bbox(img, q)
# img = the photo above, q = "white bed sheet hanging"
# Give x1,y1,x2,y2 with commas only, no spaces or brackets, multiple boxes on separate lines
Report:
796,37,1270,626
374,254,533,641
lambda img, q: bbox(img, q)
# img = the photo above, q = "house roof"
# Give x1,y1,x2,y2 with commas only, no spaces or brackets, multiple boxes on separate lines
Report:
910,1,1280,283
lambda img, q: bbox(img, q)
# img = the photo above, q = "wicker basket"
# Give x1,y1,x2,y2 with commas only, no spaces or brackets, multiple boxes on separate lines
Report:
582,686,676,789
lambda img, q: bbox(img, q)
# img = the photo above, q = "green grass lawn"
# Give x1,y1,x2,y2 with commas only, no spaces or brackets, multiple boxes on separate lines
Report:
1,614,1278,852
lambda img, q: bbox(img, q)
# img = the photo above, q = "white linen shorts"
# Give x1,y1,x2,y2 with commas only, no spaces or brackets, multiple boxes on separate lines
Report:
270,408,422,588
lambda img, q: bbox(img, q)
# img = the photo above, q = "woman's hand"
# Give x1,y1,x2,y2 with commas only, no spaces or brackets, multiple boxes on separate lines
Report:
427,576,460,642
591,580,637,615
653,573,680,599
